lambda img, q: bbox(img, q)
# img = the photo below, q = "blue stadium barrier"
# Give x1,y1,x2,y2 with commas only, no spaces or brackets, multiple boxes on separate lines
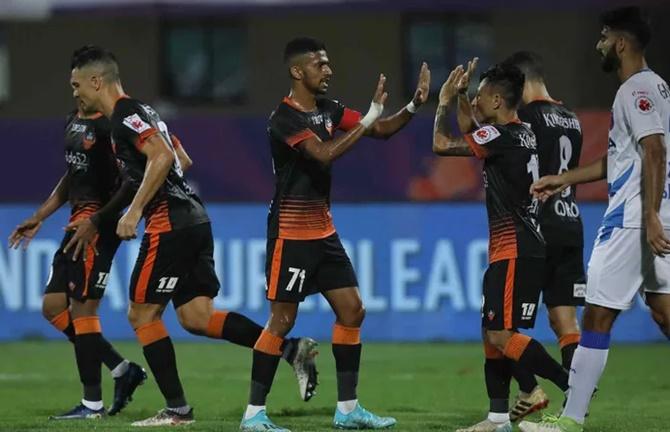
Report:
0,203,663,342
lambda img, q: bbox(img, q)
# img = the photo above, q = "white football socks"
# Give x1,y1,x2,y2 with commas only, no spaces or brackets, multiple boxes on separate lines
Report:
81,399,103,410
244,404,266,420
337,399,358,415
562,331,610,424
110,359,130,378
488,412,510,424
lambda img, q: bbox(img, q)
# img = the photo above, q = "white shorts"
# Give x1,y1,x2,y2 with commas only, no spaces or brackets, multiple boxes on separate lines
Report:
587,227,670,310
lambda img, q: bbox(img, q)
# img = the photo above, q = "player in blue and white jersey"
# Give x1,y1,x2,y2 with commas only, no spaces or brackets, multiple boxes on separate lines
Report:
519,7,670,432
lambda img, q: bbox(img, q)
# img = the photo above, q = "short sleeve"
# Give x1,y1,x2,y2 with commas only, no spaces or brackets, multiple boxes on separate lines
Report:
621,85,665,143
327,99,362,132
113,99,159,150
268,108,318,148
464,125,502,159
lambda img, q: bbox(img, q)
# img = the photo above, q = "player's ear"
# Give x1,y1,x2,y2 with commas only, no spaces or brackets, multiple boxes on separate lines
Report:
90,74,102,91
615,35,627,55
493,94,501,110
289,65,303,81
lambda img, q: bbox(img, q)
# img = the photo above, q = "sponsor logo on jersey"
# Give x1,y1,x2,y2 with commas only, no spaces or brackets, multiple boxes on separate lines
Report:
518,131,537,150
65,150,89,171
123,113,152,134
70,123,87,133
472,125,500,145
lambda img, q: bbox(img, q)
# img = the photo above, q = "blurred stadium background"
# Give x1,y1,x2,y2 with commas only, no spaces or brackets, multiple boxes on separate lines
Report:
2,0,670,343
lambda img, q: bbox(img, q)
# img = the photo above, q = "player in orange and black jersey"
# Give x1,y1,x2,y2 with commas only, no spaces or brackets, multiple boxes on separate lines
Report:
8,98,146,418
239,37,430,432
66,45,318,427
433,61,570,432
499,51,586,422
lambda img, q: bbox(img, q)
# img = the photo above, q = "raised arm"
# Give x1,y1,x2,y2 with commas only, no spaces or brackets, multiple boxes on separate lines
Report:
298,74,388,164
432,63,477,157
640,134,670,256
116,133,175,240
456,58,479,135
9,172,69,249
366,62,430,139
170,133,193,172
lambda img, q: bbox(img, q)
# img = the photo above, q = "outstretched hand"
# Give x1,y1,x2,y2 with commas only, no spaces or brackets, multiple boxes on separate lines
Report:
8,217,42,250
372,73,389,105
412,62,431,107
530,175,569,201
456,57,479,95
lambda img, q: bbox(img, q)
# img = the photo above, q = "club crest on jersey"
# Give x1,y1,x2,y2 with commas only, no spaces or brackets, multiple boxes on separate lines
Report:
123,113,152,134
635,95,654,114
82,129,96,150
472,125,500,145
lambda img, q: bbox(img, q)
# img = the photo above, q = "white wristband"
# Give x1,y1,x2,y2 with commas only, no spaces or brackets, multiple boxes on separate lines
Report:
406,100,419,114
359,101,384,128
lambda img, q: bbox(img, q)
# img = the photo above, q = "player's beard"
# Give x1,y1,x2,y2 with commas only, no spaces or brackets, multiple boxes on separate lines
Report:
601,46,620,73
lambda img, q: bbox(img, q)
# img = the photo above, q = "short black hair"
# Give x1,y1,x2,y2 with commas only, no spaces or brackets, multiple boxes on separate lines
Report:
600,6,651,50
501,51,544,83
479,64,525,109
283,37,326,63
70,45,120,80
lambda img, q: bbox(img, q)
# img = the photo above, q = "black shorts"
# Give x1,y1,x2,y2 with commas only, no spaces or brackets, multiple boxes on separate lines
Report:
129,222,220,308
266,233,358,303
482,258,544,331
45,227,121,302
542,244,586,307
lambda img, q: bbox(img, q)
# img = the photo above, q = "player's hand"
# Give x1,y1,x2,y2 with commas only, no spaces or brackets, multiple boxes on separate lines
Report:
117,209,141,240
530,175,569,201
8,217,42,250
438,65,465,105
372,73,388,105
456,57,479,95
64,218,99,261
646,213,670,257
411,62,431,107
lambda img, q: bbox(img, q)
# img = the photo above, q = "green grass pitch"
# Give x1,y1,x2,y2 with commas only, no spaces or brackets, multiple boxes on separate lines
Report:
0,341,667,431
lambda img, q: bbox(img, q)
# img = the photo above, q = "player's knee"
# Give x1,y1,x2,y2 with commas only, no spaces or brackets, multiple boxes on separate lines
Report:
582,305,617,333
339,303,365,327
42,297,66,322
651,309,670,338
127,303,163,329
70,299,99,319
548,312,579,337
269,313,296,336
484,330,510,352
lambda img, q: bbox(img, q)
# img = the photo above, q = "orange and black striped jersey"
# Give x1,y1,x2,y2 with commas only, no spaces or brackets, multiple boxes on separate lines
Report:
267,97,361,240
465,121,545,263
64,110,118,223
518,100,584,247
110,97,209,234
